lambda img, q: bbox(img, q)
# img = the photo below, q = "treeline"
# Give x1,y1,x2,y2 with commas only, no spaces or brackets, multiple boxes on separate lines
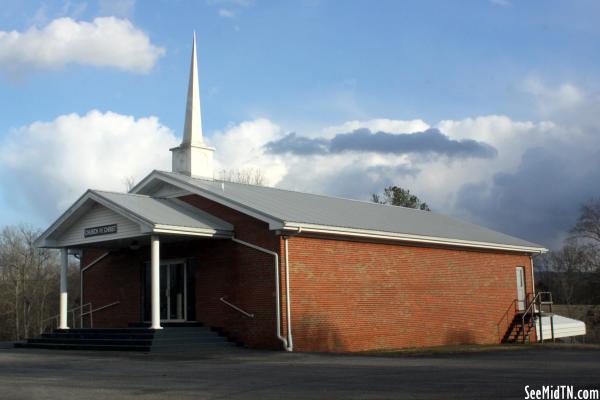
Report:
535,199,600,305
0,225,79,341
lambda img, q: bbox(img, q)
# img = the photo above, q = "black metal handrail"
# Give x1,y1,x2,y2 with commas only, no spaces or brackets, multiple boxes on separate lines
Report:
497,299,518,342
521,291,554,343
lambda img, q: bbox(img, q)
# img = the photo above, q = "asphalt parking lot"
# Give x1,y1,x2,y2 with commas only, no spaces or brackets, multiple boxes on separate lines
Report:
0,345,598,399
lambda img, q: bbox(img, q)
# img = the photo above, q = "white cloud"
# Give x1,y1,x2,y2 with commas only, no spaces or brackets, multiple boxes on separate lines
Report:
210,119,288,184
99,0,136,17
490,0,511,6
0,110,178,218
208,0,253,21
218,9,236,18
525,78,584,114
0,17,164,78
59,1,88,19
29,1,88,27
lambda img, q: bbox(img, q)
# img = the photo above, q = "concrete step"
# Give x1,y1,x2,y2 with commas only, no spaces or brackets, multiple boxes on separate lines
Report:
29,338,153,346
14,342,151,352
57,328,154,334
129,321,204,328
42,332,154,340
15,324,244,353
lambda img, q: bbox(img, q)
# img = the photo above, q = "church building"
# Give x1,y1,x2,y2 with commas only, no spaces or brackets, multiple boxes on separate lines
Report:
30,35,583,353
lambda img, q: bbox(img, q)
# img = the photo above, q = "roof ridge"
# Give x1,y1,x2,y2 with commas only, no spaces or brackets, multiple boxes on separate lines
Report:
159,170,435,215
92,189,152,198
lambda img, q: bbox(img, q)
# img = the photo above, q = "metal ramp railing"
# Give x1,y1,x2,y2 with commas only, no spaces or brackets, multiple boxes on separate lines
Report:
40,301,121,333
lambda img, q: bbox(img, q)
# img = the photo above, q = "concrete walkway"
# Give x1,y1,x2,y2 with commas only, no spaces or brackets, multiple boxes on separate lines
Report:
0,346,598,399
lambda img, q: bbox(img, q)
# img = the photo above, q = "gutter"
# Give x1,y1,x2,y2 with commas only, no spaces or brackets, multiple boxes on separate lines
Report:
530,250,544,298
283,223,548,254
231,237,292,351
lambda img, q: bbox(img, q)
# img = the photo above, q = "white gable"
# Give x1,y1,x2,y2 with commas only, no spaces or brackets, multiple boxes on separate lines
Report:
54,202,142,247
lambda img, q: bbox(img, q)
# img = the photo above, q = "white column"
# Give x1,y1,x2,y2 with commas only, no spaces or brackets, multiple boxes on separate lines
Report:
58,248,69,329
151,235,162,330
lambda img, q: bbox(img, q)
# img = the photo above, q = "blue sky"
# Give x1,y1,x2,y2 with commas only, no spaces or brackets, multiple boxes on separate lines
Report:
1,0,599,248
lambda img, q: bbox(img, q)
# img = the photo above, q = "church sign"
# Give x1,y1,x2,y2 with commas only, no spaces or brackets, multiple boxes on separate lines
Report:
84,224,118,238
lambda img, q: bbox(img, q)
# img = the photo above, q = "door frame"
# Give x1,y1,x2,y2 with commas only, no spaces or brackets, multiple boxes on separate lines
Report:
515,266,526,311
160,258,187,322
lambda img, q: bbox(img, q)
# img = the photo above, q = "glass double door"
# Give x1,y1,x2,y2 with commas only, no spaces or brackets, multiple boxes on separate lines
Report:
160,262,186,321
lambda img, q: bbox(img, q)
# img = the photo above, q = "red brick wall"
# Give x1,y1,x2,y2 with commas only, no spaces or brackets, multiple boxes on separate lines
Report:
194,239,280,349
81,249,142,328
284,235,533,352
159,239,280,349
179,195,278,250
178,194,282,348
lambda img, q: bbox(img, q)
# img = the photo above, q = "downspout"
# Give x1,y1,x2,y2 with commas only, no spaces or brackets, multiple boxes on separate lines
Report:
530,250,544,297
531,250,544,342
231,237,291,351
282,227,301,352
530,255,536,297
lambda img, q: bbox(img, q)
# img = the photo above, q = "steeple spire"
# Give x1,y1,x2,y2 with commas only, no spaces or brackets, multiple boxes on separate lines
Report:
182,31,203,145
170,32,215,179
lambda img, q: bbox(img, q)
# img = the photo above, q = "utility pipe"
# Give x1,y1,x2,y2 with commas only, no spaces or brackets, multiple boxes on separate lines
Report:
530,251,544,342
283,237,293,351
530,252,544,298
232,237,291,351
281,227,302,352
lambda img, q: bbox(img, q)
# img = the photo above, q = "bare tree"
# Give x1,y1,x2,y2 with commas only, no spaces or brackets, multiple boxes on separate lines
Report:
571,198,600,272
543,241,596,306
0,225,78,340
572,198,600,244
218,168,266,186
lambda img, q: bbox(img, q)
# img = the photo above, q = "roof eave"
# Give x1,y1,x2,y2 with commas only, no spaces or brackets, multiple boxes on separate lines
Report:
152,224,233,238
282,222,548,254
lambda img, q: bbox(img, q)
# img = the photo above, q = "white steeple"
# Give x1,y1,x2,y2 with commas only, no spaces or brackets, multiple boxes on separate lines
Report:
170,32,215,179
183,31,203,145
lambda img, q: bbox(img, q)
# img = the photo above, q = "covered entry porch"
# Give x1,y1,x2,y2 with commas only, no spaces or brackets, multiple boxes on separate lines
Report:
35,189,234,331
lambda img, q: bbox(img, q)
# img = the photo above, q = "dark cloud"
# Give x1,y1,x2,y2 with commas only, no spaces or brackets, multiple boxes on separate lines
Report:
330,128,497,158
456,146,600,249
265,128,497,159
264,132,328,155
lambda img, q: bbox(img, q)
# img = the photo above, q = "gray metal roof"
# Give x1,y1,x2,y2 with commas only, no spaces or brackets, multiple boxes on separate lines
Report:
93,190,233,232
152,171,544,250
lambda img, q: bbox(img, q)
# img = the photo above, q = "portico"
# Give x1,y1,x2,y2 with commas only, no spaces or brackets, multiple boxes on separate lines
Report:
36,189,234,331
